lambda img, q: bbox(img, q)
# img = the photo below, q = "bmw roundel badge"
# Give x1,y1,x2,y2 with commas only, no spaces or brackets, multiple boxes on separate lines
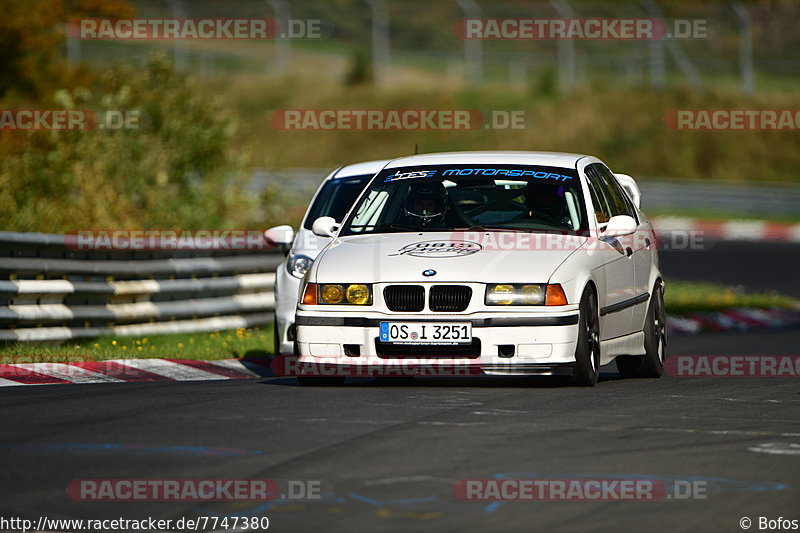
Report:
422,269,437,277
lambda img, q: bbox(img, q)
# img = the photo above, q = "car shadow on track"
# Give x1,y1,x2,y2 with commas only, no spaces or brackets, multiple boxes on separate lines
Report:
258,370,622,388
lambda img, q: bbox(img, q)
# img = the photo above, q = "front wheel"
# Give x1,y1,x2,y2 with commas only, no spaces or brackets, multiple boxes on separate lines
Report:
571,287,600,387
616,283,666,379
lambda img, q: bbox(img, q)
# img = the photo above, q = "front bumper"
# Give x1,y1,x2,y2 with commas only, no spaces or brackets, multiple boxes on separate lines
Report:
294,310,580,375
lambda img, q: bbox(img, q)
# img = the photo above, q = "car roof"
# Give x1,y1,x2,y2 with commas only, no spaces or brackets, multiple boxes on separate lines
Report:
384,151,590,169
331,159,393,179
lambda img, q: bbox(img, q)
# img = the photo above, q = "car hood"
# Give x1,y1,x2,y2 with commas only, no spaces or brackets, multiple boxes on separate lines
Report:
313,231,589,283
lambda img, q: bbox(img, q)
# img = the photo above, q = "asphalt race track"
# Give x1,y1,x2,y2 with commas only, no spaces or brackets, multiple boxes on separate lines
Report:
1,243,798,533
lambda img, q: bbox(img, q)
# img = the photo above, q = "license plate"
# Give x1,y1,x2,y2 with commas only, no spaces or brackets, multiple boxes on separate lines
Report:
379,322,472,344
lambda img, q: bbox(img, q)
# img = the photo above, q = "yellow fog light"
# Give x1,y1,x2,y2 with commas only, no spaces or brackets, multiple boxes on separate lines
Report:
346,284,371,305
487,284,515,305
320,284,344,304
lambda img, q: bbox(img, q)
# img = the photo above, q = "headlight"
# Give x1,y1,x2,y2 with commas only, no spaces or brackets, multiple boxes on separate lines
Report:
287,254,313,279
485,284,545,305
317,283,373,305
485,284,568,306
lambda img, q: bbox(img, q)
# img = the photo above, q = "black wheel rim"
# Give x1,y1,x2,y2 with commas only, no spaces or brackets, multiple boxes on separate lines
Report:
587,297,600,373
653,289,667,365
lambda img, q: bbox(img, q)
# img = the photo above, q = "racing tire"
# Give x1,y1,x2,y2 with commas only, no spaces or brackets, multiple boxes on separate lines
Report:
273,317,281,356
616,283,666,379
571,287,601,387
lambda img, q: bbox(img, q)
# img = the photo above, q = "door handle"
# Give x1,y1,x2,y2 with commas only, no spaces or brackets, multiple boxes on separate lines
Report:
645,238,651,248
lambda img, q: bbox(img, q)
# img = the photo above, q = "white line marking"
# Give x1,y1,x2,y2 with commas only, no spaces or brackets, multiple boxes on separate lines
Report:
473,408,527,414
642,427,800,438
748,443,800,456
364,475,455,486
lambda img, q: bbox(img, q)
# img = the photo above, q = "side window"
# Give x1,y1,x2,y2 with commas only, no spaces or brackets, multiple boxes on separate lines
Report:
585,166,612,224
350,189,389,232
596,165,637,221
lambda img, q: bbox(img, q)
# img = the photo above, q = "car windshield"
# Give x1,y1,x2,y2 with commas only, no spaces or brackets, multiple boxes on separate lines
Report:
302,174,374,229
340,164,587,235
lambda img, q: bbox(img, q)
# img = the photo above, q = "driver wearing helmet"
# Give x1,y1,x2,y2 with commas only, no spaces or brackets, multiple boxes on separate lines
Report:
519,181,572,228
403,182,449,228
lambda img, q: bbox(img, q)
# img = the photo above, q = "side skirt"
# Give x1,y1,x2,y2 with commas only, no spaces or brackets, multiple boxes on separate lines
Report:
600,331,646,365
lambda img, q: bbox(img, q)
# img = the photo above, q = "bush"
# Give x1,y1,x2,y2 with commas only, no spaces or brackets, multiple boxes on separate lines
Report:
0,53,258,233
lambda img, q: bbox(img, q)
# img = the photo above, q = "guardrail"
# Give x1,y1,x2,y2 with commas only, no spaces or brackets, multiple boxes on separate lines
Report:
250,169,800,218
0,232,283,343
639,179,800,217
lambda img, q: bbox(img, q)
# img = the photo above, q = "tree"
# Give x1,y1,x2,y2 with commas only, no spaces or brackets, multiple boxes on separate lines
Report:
0,0,135,99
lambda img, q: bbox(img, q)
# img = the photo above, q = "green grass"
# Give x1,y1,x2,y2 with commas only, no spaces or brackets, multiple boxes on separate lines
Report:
665,280,798,315
0,325,273,364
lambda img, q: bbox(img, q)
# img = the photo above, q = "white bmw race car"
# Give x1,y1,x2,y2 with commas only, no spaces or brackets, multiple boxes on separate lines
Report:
293,151,666,386
268,159,391,355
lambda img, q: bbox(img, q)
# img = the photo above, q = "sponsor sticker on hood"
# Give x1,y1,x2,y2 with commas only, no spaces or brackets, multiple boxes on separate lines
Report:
389,240,483,258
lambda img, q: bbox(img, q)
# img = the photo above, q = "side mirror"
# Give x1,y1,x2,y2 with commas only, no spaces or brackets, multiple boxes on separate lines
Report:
602,215,637,238
311,216,339,238
263,225,295,254
614,173,641,209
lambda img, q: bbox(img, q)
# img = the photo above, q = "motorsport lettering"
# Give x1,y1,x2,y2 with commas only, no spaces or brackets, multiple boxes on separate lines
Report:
442,168,573,181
